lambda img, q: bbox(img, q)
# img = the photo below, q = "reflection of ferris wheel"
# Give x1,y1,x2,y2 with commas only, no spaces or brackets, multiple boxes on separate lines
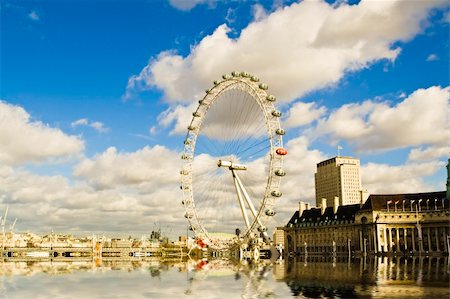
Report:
180,71,286,249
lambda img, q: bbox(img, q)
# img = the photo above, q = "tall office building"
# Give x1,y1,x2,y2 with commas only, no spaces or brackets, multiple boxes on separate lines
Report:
314,156,362,207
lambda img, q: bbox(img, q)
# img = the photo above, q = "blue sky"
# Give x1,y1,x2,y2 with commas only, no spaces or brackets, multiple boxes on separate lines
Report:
1,0,449,237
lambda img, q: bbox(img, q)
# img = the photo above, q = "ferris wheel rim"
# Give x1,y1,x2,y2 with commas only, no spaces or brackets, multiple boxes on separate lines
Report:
180,72,284,249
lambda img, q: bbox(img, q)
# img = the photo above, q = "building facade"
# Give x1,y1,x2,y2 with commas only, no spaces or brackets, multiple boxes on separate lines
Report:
283,191,449,256
314,156,362,207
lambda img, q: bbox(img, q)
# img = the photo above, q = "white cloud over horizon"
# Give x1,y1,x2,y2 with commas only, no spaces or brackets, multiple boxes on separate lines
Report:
361,161,443,194
74,145,180,190
2,79,449,237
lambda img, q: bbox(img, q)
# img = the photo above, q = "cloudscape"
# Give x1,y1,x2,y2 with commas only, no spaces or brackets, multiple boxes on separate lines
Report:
1,0,449,238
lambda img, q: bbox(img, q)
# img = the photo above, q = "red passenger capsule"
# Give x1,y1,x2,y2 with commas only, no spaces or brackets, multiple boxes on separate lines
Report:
276,148,288,155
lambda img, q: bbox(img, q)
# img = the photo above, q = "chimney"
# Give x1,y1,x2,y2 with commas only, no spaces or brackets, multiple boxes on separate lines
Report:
321,198,327,215
360,189,368,206
305,203,310,210
333,196,339,214
299,201,306,216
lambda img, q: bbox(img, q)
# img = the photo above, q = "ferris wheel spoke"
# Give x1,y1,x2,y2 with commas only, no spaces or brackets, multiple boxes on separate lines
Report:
236,138,269,158
221,91,255,155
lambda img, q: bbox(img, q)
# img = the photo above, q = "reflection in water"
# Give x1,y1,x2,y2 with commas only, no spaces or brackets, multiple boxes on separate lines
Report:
278,256,450,298
0,257,449,298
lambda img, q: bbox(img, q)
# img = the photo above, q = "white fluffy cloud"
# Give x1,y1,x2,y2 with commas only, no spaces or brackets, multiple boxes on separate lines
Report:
314,86,450,151
156,102,197,135
74,145,180,189
0,98,446,236
71,118,109,133
0,165,185,236
408,145,450,162
426,53,439,61
362,161,443,194
279,136,326,210
0,101,84,165
126,0,446,103
168,0,211,11
283,102,326,129
28,10,40,21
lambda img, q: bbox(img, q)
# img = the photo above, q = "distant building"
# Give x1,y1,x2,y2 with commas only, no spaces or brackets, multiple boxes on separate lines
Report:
283,191,449,256
314,156,363,208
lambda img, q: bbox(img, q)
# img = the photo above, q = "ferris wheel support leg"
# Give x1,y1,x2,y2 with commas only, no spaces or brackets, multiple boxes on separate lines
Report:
234,172,264,229
232,170,251,229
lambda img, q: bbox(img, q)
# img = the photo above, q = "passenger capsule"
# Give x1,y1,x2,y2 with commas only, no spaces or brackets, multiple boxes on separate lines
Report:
192,111,200,117
265,209,276,216
180,169,188,175
231,71,241,77
250,76,259,82
188,125,196,131
205,88,211,94
275,169,286,176
198,99,206,105
276,148,288,155
259,83,268,90
276,128,286,135
184,140,191,145
272,110,282,117
258,226,267,232
184,213,193,219
271,190,282,197
213,80,220,85
266,95,276,102
222,74,232,80
181,200,185,205
189,226,193,231
181,154,190,160
241,72,250,78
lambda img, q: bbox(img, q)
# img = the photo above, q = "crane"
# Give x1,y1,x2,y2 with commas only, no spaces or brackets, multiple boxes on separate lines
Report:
9,218,17,233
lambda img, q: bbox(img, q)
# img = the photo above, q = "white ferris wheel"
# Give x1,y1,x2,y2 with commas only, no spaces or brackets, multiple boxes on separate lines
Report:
180,71,287,250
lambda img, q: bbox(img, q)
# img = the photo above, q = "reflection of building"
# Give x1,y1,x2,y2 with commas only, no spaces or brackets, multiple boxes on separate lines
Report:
314,156,363,207
283,191,449,256
447,158,450,198
275,256,449,298
272,228,285,248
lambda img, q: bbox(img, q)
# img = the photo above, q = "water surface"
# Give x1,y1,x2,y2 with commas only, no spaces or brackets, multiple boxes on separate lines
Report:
1,257,448,298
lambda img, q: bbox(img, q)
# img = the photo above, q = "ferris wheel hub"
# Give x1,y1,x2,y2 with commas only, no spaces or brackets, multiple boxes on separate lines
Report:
217,160,247,171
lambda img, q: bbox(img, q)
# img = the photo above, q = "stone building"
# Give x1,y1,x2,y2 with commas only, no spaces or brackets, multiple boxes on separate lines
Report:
283,191,449,256
314,156,363,207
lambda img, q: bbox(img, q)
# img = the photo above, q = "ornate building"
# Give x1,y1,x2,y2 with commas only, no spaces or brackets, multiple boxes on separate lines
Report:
283,191,449,256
